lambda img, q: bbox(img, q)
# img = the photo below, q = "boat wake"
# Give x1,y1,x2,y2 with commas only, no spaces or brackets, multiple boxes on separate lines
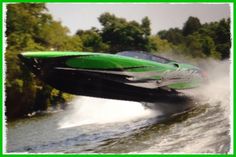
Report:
58,97,159,128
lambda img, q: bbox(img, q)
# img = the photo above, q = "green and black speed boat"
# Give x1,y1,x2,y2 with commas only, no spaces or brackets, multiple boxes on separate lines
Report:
18,51,206,102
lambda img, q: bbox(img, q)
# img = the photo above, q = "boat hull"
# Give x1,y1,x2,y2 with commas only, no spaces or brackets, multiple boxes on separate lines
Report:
18,51,203,103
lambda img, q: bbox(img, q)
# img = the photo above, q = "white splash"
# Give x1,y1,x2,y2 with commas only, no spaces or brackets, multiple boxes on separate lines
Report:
58,96,158,128
190,60,230,114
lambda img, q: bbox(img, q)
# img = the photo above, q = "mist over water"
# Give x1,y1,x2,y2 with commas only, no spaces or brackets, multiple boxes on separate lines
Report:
185,59,230,114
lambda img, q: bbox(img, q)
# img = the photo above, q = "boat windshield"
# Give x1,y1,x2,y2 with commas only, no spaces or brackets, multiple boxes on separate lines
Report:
117,51,171,64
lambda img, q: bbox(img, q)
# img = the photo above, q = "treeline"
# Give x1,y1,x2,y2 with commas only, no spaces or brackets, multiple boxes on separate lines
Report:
156,17,231,60
5,3,231,119
6,4,79,119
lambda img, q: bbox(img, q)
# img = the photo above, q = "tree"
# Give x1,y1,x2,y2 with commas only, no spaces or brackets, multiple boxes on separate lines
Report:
38,21,70,50
184,33,221,59
6,3,48,37
148,35,174,53
214,19,231,59
76,29,109,52
156,16,230,60
6,3,79,119
183,16,201,36
98,12,151,52
158,28,184,45
141,16,151,37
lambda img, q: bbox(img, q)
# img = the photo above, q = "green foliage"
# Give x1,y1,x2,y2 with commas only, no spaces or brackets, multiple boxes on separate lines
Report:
98,12,151,52
148,36,174,53
158,28,184,45
183,16,201,36
157,16,230,60
141,17,151,37
6,3,81,119
76,29,109,52
39,21,69,49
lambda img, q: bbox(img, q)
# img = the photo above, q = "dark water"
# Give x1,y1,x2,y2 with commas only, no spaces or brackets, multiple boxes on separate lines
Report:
6,61,231,154
6,95,231,154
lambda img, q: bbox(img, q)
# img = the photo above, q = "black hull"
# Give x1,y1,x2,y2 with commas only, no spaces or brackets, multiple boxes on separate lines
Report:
44,69,190,103
19,54,191,103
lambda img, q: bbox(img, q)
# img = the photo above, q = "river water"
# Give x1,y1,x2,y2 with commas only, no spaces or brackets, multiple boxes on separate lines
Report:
6,61,232,154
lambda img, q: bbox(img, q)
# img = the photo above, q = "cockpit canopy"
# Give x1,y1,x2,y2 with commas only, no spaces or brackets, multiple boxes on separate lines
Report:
117,51,172,64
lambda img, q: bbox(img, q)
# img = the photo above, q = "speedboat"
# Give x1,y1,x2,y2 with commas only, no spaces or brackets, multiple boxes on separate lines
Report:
18,51,206,102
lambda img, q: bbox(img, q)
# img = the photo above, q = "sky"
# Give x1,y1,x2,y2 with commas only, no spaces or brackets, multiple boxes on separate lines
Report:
46,3,231,35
